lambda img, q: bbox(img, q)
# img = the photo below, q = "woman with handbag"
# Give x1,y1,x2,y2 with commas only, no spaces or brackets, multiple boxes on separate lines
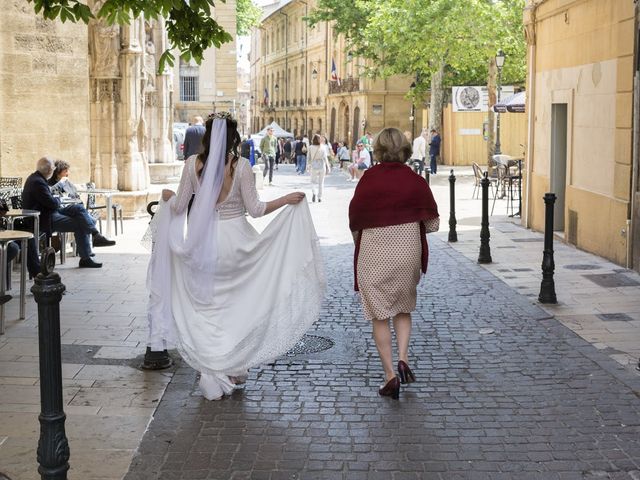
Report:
349,128,439,400
307,134,331,203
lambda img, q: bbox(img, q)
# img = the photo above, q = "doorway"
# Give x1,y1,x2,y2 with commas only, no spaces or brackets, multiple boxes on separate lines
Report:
632,10,640,272
550,103,568,232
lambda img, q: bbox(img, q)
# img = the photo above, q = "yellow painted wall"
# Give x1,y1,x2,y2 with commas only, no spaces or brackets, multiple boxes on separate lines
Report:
442,105,527,166
527,0,634,266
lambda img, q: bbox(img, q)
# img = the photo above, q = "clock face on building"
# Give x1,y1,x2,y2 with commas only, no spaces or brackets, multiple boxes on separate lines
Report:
457,86,481,110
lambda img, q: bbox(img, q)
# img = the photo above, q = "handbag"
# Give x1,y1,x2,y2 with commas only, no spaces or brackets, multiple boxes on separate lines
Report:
302,144,308,154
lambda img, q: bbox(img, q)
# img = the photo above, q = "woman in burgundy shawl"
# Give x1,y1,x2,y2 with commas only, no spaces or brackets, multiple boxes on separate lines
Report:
349,128,439,399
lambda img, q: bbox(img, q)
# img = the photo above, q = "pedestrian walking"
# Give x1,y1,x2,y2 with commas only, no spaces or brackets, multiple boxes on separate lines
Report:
348,127,439,399
428,128,441,174
410,128,427,176
183,116,206,159
260,127,277,185
295,135,307,174
307,134,331,203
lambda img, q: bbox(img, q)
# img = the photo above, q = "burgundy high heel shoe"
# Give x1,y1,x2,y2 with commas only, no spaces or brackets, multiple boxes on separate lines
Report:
378,376,400,399
398,361,416,384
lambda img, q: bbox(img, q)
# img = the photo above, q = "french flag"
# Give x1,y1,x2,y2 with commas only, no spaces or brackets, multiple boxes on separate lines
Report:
331,59,340,85
263,88,269,105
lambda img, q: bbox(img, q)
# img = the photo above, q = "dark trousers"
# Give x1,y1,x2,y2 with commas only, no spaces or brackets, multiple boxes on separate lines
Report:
6,238,40,279
263,155,275,183
430,154,438,174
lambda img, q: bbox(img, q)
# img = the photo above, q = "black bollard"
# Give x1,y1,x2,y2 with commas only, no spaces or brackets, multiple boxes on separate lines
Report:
32,248,69,480
448,169,458,242
538,193,558,304
425,170,430,185
478,172,492,264
142,201,173,371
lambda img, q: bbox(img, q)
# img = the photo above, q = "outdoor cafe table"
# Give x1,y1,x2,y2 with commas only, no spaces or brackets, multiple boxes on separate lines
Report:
3,209,40,256
75,187,119,239
0,230,33,334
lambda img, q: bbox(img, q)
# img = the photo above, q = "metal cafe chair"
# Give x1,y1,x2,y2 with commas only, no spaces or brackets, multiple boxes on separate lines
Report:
85,182,124,235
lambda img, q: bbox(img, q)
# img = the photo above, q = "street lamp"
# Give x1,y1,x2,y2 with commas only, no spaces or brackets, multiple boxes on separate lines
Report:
495,49,506,155
311,67,318,80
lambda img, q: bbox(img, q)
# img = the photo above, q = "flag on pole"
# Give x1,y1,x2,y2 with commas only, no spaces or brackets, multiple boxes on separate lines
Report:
331,59,341,86
263,88,269,105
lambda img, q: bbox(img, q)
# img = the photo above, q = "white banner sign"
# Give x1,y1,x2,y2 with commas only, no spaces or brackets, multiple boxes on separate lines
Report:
452,86,515,112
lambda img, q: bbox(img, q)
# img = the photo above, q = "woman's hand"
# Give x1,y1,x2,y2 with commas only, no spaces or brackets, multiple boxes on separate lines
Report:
162,189,175,202
283,192,305,205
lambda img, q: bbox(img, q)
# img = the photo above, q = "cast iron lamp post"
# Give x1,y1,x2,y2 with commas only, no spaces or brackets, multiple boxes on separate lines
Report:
494,49,506,155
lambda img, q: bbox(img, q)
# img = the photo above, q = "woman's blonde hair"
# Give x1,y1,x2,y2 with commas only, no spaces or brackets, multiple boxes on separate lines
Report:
372,128,412,164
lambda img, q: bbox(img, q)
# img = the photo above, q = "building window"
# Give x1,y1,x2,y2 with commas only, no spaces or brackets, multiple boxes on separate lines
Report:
180,63,199,102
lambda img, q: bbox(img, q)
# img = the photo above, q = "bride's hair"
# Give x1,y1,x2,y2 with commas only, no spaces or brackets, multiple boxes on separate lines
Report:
198,115,242,176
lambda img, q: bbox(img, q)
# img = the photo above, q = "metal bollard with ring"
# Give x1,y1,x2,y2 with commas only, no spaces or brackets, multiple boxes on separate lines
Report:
448,169,458,243
538,193,558,304
478,172,492,264
33,247,70,480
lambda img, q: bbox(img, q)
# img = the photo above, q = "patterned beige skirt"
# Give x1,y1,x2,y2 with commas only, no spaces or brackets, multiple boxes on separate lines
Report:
356,222,422,321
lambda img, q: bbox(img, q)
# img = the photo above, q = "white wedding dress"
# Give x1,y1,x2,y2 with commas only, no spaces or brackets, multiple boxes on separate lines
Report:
147,155,325,400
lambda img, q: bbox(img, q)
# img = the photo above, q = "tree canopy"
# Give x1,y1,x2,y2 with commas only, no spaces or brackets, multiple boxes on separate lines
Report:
308,0,526,94
27,0,261,67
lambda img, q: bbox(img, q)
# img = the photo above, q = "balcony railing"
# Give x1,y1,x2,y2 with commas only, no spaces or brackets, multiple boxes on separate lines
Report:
328,78,360,94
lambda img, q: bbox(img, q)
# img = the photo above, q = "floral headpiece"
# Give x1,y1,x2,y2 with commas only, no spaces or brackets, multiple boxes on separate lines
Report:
207,111,234,121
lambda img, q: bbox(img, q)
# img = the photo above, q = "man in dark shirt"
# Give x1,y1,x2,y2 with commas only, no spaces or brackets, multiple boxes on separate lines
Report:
182,116,206,159
22,157,114,269
429,128,441,175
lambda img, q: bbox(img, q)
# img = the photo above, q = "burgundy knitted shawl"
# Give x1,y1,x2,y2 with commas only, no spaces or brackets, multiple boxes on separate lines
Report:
348,162,439,291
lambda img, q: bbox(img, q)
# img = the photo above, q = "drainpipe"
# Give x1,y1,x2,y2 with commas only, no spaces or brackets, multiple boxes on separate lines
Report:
523,0,544,229
630,3,640,269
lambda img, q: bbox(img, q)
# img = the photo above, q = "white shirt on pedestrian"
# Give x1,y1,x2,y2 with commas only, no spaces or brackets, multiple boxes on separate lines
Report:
358,148,371,167
411,136,426,160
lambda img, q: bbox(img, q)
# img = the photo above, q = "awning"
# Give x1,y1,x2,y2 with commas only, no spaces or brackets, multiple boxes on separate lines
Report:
492,91,526,113
257,121,294,138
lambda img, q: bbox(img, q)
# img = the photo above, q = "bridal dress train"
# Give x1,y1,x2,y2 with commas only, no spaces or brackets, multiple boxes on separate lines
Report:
147,155,326,400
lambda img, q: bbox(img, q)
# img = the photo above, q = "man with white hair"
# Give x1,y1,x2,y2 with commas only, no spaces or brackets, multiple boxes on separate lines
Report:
22,156,112,269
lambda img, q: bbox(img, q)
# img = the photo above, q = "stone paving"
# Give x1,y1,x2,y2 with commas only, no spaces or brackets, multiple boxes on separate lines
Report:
123,166,640,480
1,163,640,479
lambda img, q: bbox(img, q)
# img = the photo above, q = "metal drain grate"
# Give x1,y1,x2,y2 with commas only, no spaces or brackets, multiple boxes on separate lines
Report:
583,273,640,288
286,334,334,356
564,264,601,271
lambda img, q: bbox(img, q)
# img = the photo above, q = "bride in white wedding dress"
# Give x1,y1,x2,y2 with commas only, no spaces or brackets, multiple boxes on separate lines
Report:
146,113,326,400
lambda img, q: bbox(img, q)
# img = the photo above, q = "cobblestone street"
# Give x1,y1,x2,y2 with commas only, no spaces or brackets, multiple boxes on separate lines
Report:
123,168,640,480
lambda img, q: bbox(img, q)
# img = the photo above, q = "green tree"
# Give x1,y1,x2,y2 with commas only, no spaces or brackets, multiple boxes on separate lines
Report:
309,0,526,132
237,0,261,36
26,0,240,67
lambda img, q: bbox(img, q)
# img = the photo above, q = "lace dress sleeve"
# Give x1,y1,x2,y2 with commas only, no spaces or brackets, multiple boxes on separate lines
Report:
171,156,197,215
238,159,266,218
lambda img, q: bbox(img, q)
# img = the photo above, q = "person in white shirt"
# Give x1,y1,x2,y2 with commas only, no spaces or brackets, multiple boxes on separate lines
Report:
410,129,427,176
348,142,371,181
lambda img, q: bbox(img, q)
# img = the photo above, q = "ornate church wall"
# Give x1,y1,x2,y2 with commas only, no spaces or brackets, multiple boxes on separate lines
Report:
0,1,91,183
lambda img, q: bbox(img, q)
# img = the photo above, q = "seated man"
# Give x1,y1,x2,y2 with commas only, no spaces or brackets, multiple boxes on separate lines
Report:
22,157,114,269
348,142,371,181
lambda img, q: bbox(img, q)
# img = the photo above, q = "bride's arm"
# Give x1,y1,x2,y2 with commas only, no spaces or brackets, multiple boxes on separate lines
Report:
163,157,196,214
239,159,304,216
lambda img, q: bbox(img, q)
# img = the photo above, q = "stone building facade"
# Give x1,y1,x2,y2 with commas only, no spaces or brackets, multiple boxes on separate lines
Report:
0,1,237,216
0,1,92,184
173,0,238,123
250,0,420,145
523,0,638,271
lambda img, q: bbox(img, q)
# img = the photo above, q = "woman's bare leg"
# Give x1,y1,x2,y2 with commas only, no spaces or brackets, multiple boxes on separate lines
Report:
372,318,395,382
392,312,412,364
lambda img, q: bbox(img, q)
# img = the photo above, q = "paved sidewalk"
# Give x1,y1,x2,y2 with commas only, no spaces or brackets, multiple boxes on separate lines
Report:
1,163,639,479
